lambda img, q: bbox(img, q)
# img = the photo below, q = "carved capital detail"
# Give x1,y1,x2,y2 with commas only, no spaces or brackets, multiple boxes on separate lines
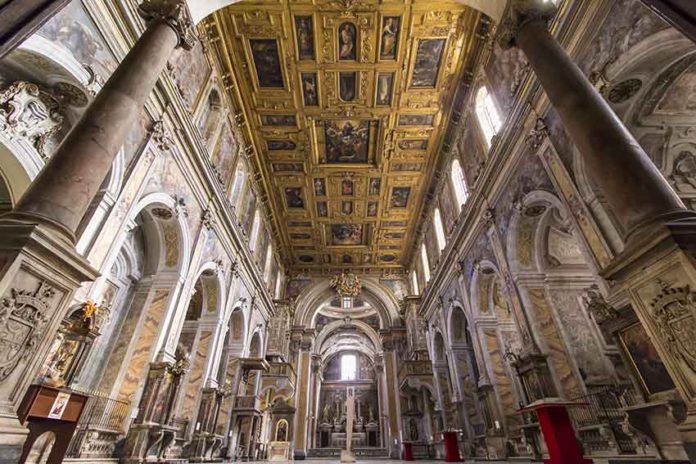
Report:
138,0,197,51
498,0,557,49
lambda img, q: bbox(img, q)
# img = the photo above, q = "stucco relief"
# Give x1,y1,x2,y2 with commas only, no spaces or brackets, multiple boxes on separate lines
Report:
37,0,118,80
578,0,668,76
170,40,210,110
486,41,529,112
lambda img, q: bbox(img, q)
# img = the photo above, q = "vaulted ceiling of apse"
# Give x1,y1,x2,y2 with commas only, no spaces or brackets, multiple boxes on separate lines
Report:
207,0,482,274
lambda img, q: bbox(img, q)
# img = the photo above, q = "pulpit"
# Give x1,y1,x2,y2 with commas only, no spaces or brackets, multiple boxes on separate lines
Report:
518,399,592,464
18,385,89,464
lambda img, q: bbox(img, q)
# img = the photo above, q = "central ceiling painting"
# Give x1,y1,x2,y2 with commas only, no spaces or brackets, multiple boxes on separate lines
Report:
210,0,480,273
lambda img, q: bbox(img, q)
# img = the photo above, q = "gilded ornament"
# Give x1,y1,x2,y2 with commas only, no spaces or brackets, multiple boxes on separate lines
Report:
330,272,362,297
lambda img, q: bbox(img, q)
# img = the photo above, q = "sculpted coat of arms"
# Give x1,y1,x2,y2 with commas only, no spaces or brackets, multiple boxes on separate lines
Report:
651,284,696,374
0,282,53,381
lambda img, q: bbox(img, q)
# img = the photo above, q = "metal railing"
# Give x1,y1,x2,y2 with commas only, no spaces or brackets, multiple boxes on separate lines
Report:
569,386,637,455
66,390,130,458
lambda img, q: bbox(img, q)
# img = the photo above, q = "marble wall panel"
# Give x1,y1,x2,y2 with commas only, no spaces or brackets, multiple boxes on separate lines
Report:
98,290,148,395
483,329,516,420
547,289,611,383
118,289,169,403
527,288,583,398
181,330,213,419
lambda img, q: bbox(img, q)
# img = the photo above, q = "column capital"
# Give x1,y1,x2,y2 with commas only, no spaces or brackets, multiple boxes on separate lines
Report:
499,0,557,49
138,0,197,50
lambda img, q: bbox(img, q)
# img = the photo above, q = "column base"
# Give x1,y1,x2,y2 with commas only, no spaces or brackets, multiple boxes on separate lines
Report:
340,450,356,463
0,217,97,459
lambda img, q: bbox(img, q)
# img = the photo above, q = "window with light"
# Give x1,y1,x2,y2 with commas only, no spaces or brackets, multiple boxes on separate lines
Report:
421,243,431,282
340,353,357,381
434,208,446,252
263,244,273,283
475,86,502,147
229,163,247,208
451,159,468,208
249,209,261,251
411,270,419,295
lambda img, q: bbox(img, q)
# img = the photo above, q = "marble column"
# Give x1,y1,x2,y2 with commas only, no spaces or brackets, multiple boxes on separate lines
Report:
503,1,696,461
501,0,692,240
7,0,196,242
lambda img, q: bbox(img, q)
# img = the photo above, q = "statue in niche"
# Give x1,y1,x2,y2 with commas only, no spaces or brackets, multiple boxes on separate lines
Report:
409,418,419,441
322,401,332,423
492,281,510,317
368,404,375,423
276,420,288,442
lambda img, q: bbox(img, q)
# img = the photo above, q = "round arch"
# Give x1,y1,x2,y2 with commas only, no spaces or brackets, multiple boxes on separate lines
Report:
187,0,507,24
314,319,382,355
191,260,227,317
293,279,402,329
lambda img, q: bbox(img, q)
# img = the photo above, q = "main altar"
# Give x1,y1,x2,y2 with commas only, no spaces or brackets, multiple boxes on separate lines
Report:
317,389,380,449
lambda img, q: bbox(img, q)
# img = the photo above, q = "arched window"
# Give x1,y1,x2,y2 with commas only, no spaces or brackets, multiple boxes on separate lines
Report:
475,86,502,147
421,243,431,282
411,270,419,295
263,244,273,284
451,159,468,208
249,209,261,251
229,161,247,208
433,208,446,252
341,353,357,380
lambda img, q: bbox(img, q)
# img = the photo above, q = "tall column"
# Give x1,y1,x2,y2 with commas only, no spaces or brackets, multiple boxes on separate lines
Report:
7,0,196,242
501,0,693,241
503,2,696,462
291,330,314,459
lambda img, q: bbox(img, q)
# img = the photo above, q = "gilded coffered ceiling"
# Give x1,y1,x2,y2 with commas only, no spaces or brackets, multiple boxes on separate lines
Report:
209,0,480,274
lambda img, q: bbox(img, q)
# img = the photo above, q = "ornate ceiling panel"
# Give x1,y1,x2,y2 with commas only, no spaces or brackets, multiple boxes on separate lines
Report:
210,0,480,274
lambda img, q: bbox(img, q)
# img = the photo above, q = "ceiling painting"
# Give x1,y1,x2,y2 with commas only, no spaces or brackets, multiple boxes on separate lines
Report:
210,1,480,273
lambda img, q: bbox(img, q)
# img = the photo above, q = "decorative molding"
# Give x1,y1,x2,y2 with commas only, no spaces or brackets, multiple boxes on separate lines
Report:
0,81,64,159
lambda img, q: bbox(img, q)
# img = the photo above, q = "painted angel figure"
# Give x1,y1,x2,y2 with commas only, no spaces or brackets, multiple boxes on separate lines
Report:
381,18,398,57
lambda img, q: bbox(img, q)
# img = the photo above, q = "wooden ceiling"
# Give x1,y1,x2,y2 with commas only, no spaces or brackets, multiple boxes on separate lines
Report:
210,0,480,274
